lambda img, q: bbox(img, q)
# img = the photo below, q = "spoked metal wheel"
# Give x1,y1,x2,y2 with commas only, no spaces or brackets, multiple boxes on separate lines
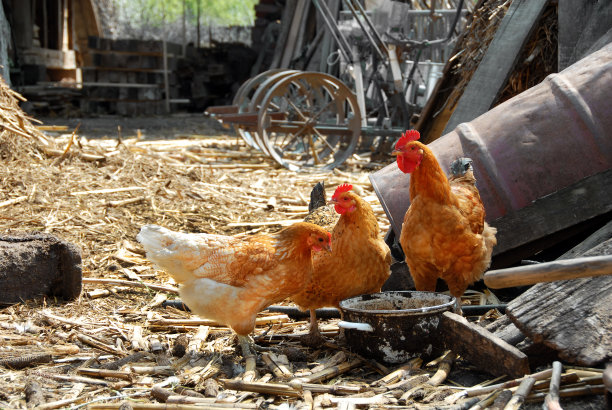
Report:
257,72,362,172
231,69,285,149
232,69,300,150
246,70,302,155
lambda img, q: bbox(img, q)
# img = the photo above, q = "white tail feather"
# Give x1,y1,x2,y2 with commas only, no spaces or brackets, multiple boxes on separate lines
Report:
137,224,195,283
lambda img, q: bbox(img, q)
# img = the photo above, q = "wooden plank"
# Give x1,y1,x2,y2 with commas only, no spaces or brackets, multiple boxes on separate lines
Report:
440,312,530,378
558,219,612,260
506,239,612,367
204,105,239,116
280,0,309,68
558,0,612,70
491,169,612,257
442,0,548,135
506,275,612,367
269,0,297,69
81,66,167,74
81,82,161,88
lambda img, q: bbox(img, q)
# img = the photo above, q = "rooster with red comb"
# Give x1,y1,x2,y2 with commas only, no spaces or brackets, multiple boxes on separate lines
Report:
392,130,497,310
291,183,391,345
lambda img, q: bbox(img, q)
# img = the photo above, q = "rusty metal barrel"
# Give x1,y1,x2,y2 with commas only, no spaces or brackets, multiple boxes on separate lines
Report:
371,42,612,258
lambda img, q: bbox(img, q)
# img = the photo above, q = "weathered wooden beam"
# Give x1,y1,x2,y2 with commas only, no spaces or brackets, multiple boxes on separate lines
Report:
506,274,612,366
558,0,612,70
491,169,612,256
442,0,548,134
204,105,239,116
440,311,530,378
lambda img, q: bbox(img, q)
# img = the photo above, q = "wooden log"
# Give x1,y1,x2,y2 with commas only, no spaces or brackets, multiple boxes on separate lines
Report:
440,312,530,378
484,255,612,289
0,233,81,305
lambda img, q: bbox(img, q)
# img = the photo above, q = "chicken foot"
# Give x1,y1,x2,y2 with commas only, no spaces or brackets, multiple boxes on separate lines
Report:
299,309,328,347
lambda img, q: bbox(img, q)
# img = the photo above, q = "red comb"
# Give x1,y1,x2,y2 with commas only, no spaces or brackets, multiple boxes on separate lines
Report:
395,129,420,149
332,183,353,199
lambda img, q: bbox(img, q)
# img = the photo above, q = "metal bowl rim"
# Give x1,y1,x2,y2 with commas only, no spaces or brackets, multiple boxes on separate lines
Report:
338,291,456,316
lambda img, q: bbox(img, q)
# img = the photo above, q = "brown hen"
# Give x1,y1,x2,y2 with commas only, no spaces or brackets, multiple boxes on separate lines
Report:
392,130,497,310
292,183,391,345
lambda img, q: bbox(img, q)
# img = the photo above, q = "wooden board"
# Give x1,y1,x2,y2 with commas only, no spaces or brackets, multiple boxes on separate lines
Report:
269,0,297,69
442,0,548,135
491,169,612,257
558,0,612,70
440,312,530,378
506,240,612,367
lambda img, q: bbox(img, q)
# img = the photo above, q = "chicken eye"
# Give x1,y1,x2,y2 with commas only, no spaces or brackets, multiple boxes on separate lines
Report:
318,237,324,242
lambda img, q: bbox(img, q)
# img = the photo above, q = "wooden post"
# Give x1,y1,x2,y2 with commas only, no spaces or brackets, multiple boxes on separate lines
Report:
163,39,170,114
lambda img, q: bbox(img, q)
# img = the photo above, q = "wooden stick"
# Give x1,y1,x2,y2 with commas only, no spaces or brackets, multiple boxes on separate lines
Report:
77,333,126,356
220,379,301,397
468,390,500,410
70,186,147,196
88,404,258,409
527,384,605,402
129,365,174,375
77,368,133,381
484,255,612,288
372,357,422,386
428,351,457,386
543,361,563,410
32,396,83,410
148,315,289,328
262,352,292,380
503,377,535,410
446,368,553,403
0,196,27,208
532,372,579,390
82,278,179,294
291,358,363,385
227,219,303,227
35,372,110,386
107,196,146,207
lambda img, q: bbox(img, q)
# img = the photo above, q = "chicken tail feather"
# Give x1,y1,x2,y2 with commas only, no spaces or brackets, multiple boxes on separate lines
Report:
137,224,176,253
308,181,327,212
137,224,198,283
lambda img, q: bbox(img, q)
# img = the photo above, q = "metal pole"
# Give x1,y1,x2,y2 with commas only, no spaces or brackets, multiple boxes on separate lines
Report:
341,0,387,62
312,0,354,63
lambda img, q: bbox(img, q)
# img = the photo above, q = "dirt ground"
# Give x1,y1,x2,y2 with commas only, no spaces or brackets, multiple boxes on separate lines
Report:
36,113,231,140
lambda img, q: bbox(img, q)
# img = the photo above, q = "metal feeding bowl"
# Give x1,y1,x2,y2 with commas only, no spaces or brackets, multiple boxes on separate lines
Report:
338,291,456,364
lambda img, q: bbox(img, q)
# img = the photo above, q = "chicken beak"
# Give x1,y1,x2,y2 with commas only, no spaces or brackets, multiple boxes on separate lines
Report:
391,149,401,156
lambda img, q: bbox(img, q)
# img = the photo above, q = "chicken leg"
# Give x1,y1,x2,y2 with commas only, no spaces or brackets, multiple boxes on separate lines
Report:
300,309,327,347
